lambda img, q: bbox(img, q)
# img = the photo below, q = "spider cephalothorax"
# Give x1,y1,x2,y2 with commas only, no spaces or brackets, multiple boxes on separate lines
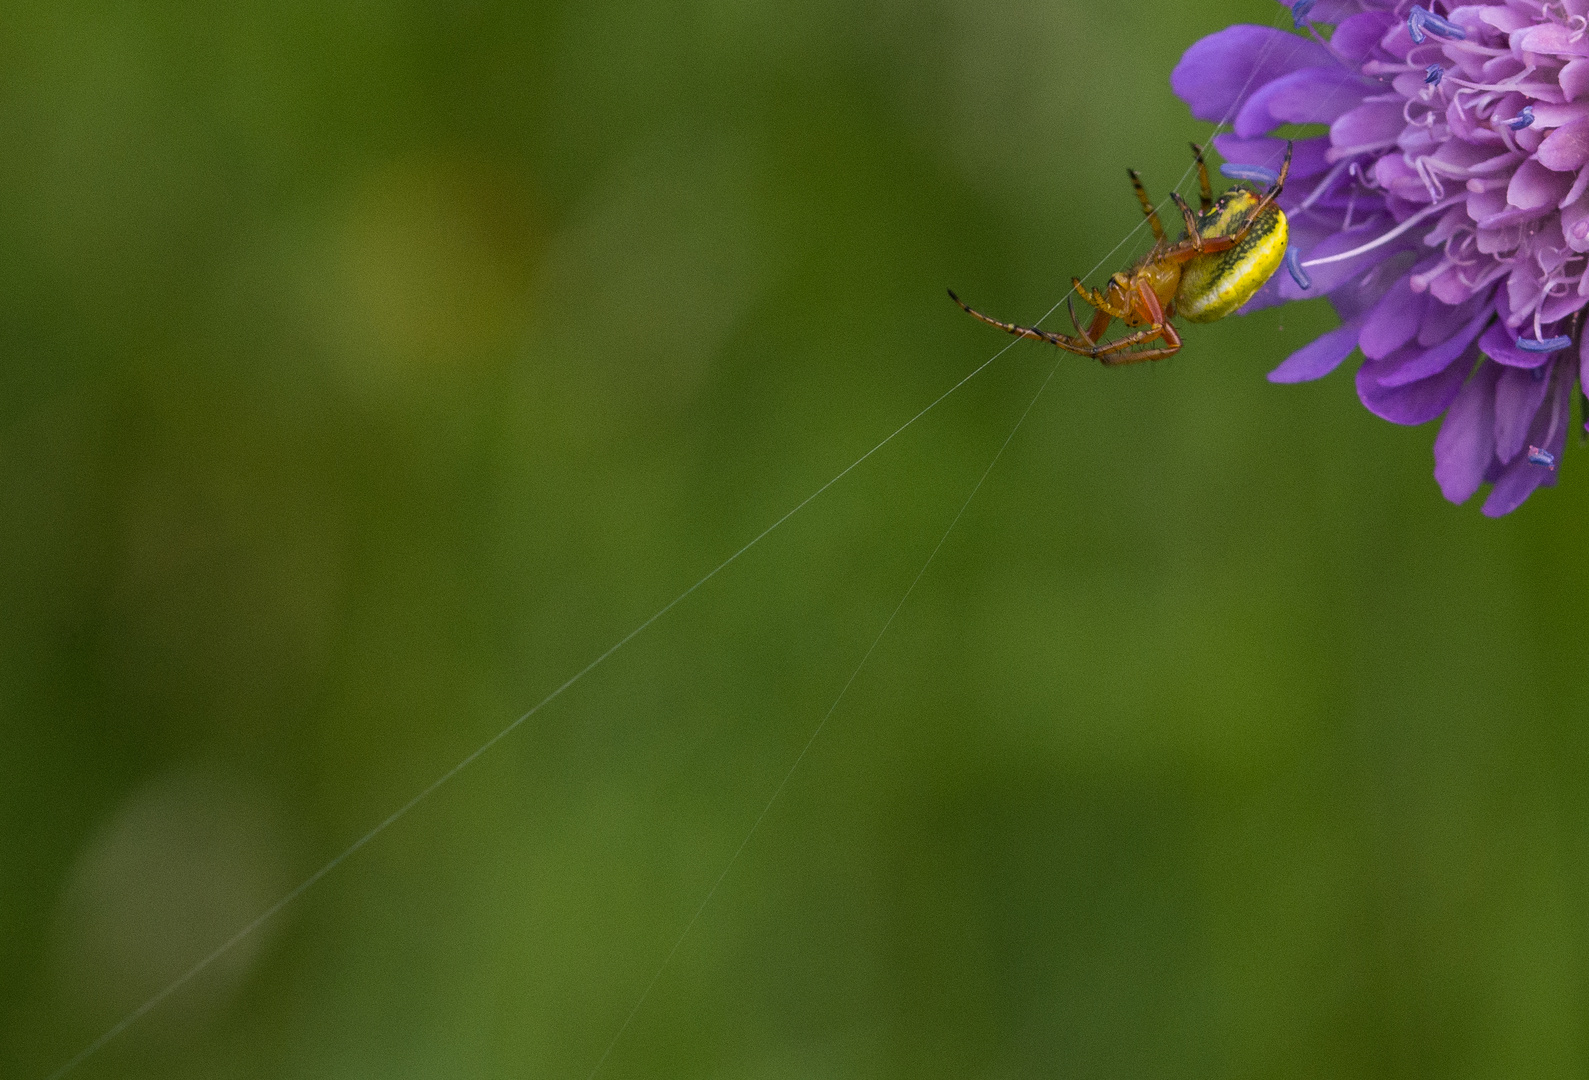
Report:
950,141,1292,365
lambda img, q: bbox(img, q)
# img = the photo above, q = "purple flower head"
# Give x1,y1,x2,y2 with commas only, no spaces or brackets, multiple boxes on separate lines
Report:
1173,0,1589,515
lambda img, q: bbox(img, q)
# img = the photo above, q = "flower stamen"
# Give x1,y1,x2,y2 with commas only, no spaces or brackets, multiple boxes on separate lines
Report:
1300,196,1464,268
1285,248,1311,290
1408,5,1468,44
1516,334,1572,352
1297,158,1354,213
1219,162,1279,185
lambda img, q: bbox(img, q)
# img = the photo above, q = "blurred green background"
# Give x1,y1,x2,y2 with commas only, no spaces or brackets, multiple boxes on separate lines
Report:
3,1,1587,1077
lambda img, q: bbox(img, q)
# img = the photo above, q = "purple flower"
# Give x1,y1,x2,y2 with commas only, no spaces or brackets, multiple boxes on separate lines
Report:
1172,0,1589,516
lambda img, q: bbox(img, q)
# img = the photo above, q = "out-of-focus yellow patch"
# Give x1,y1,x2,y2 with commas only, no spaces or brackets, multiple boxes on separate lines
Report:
315,155,541,381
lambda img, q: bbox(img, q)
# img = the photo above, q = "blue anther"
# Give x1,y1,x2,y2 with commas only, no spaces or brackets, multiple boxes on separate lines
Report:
1516,333,1571,352
1425,64,1444,85
1285,247,1312,290
1506,104,1535,130
1219,162,1280,185
1527,445,1557,469
1291,0,1316,27
1408,5,1467,43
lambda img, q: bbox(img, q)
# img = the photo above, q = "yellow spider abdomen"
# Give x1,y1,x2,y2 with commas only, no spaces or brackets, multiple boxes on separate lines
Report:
1175,190,1287,324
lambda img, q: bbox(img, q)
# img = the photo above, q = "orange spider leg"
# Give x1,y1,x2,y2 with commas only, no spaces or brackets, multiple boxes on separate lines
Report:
1065,275,1126,344
1169,192,1202,246
950,282,1179,365
1189,142,1213,212
1127,168,1167,243
1242,140,1292,222
1066,295,1100,344
1071,276,1121,319
946,290,1097,356
1156,225,1243,264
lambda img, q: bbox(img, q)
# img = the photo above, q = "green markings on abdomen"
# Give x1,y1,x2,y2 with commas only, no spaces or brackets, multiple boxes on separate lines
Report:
1176,205,1287,325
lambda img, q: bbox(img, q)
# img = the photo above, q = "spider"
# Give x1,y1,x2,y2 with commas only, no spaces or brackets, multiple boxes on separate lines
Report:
949,141,1292,365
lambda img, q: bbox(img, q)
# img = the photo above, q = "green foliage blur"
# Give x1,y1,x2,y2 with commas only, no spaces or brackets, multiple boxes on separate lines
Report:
3,1,1587,1077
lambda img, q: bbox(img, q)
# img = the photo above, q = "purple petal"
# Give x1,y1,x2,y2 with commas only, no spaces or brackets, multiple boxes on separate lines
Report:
1212,134,1331,180
1536,118,1589,172
1376,306,1492,386
1562,58,1589,102
1330,11,1399,62
1506,267,1545,321
1560,190,1589,252
1538,288,1589,325
1376,13,1416,61
1433,360,1501,504
1482,365,1572,516
1523,102,1589,129
1482,460,1550,516
1478,319,1552,369
1356,351,1471,424
1479,7,1532,33
1268,318,1363,383
1582,335,1589,429
1172,26,1334,123
1331,101,1406,152
1233,66,1369,137
1493,364,1554,463
1357,274,1425,359
1514,23,1589,57
1508,157,1574,209
1334,252,1430,326
1417,289,1492,347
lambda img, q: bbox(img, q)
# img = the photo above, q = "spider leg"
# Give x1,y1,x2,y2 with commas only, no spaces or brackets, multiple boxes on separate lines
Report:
1127,169,1166,243
1189,142,1213,213
1229,140,1292,240
1065,295,1091,342
1070,276,1120,320
947,290,1104,357
1169,192,1201,245
1158,235,1230,264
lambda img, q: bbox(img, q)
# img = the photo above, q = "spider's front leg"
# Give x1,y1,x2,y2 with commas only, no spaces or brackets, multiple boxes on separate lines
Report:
946,290,1112,358
1169,192,1202,248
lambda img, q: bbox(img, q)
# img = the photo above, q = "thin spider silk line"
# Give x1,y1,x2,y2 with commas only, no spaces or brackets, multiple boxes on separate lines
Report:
42,8,1309,1078
585,352,1069,1080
